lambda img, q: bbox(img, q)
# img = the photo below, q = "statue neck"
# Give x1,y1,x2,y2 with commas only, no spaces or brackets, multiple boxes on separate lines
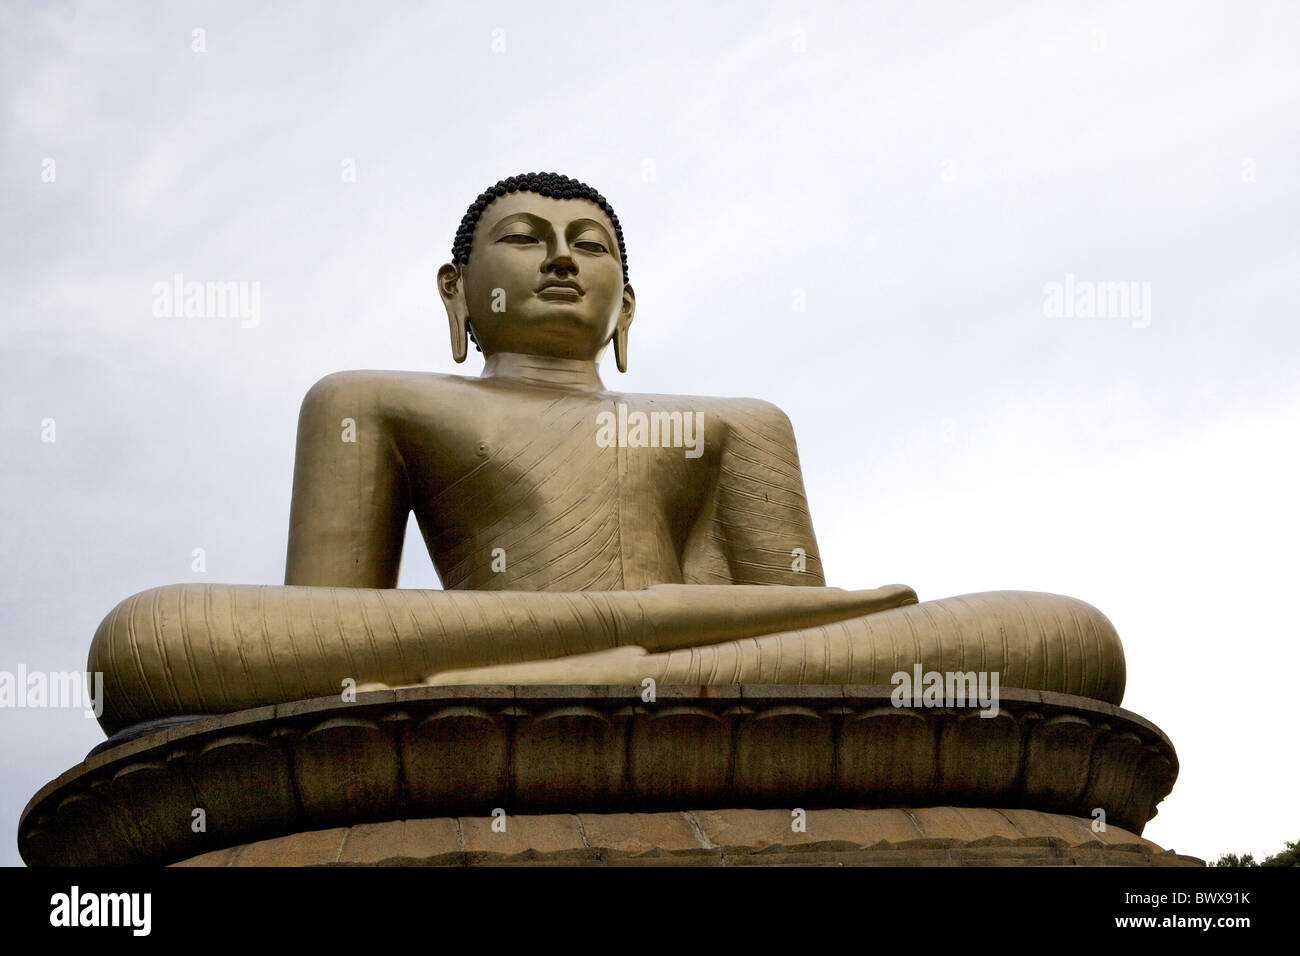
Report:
480,352,607,391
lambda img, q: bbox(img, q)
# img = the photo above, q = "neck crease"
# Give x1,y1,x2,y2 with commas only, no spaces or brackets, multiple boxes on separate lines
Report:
481,352,606,391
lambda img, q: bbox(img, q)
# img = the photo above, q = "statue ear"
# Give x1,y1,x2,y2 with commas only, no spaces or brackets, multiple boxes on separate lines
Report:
437,263,469,363
613,283,636,373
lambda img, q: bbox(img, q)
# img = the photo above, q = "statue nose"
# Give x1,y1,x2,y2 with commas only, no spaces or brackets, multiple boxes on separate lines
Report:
544,241,577,275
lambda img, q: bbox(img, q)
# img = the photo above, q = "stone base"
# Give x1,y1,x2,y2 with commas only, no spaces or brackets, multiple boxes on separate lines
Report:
175,808,1202,867
20,685,1186,866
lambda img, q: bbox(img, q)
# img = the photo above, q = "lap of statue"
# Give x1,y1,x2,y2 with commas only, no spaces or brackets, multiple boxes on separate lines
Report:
89,581,1123,735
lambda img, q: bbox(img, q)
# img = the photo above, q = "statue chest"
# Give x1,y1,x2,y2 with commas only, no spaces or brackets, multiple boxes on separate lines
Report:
403,397,720,591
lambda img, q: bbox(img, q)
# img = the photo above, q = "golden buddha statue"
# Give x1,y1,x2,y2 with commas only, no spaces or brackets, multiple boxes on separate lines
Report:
88,172,1125,738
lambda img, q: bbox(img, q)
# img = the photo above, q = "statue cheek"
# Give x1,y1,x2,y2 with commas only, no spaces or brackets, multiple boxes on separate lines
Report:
469,280,520,319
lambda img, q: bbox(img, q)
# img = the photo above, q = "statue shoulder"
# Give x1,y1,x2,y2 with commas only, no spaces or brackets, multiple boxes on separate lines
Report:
713,396,798,442
625,392,799,456
621,391,798,445
627,392,790,422
299,369,475,416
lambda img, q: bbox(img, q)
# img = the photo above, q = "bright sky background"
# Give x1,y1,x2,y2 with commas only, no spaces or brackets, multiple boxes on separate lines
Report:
2,0,1297,867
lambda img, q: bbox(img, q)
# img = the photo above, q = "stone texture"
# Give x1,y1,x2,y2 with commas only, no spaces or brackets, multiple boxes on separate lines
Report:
577,811,709,858
908,807,1024,843
291,717,402,827
21,686,1182,866
337,818,462,865
169,808,1203,867
173,845,239,867
459,812,595,864
227,827,348,866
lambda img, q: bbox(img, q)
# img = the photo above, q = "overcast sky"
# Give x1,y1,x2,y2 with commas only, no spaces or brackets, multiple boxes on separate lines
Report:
2,0,1297,867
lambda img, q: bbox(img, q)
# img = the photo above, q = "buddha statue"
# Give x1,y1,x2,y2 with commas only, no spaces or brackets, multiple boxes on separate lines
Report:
87,171,1125,739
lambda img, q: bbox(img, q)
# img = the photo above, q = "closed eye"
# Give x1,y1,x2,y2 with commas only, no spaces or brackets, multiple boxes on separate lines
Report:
498,234,540,245
575,240,608,253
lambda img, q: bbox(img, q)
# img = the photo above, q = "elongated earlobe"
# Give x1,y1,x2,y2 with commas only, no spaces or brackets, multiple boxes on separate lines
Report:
614,284,635,373
613,327,628,373
438,263,469,363
449,310,468,363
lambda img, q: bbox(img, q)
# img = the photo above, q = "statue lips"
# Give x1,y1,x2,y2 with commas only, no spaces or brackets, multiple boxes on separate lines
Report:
536,278,583,300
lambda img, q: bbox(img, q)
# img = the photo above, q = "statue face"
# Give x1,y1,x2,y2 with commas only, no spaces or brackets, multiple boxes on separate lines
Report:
451,192,633,361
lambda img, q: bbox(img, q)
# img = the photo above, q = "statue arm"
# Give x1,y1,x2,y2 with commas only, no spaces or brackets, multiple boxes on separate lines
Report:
284,372,410,587
714,399,827,586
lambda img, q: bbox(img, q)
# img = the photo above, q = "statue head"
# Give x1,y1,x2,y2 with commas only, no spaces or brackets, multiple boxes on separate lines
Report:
437,172,636,371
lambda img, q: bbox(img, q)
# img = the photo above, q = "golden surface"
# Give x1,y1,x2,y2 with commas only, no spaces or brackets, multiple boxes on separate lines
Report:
87,187,1126,735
